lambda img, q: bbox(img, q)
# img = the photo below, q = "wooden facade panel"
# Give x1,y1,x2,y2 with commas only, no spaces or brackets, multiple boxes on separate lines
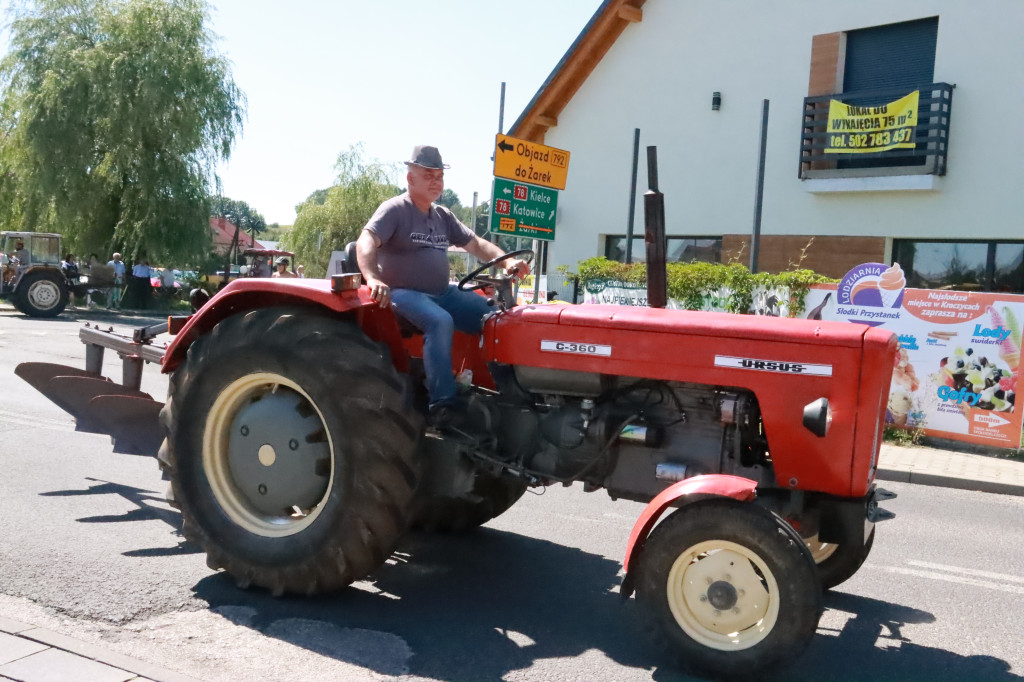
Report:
808,32,841,96
722,235,885,279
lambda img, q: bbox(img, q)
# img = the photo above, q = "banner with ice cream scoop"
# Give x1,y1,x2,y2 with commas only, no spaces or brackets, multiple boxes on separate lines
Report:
802,262,1024,448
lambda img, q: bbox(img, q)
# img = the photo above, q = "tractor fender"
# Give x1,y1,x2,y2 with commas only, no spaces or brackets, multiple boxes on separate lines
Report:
620,474,757,596
161,279,406,373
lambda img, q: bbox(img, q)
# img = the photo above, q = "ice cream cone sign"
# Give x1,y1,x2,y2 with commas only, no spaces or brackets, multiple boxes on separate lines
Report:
878,263,906,308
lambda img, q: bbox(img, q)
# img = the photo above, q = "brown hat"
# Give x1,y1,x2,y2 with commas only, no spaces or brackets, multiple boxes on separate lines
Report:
405,145,449,170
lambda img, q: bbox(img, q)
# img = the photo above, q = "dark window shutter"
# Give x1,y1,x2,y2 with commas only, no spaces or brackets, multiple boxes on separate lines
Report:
844,17,938,92
840,17,938,169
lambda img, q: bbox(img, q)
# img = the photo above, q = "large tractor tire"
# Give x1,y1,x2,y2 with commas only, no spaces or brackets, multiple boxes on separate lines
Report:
15,271,68,317
634,498,823,679
411,474,527,533
159,307,421,596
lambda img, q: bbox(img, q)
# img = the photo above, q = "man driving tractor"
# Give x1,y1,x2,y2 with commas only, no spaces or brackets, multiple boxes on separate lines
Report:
356,145,529,423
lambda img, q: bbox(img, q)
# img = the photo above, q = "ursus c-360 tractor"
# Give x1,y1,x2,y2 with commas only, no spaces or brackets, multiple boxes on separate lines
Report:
18,247,897,678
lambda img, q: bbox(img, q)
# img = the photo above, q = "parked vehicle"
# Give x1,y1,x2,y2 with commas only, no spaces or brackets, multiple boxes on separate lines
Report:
0,231,89,317
18,244,897,678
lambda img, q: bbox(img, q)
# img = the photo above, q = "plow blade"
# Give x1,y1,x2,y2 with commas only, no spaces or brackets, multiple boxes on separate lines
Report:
16,362,164,456
88,395,164,456
15,362,101,392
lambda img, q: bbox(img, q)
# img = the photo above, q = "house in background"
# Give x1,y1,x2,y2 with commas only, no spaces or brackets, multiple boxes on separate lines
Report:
511,0,1023,293
210,216,259,255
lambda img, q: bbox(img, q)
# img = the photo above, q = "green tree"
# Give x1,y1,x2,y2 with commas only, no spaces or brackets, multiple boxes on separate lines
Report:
295,188,329,212
437,188,461,210
284,145,401,278
0,0,245,266
209,195,266,236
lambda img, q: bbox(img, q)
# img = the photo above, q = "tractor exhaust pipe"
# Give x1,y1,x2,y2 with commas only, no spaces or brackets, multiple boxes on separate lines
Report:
643,146,667,309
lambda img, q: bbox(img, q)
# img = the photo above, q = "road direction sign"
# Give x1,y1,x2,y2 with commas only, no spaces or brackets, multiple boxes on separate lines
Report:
493,134,570,191
490,178,558,242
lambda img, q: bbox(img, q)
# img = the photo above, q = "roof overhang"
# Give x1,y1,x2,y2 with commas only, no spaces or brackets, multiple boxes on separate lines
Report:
509,0,646,143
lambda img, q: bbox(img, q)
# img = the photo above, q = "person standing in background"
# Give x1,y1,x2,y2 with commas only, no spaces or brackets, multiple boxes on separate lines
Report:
107,252,126,309
126,257,152,309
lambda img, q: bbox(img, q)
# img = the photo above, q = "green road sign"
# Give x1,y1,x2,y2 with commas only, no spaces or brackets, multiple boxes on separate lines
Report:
489,177,558,242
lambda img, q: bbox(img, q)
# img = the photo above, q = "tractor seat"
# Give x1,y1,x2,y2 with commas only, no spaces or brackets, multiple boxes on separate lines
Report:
342,241,420,338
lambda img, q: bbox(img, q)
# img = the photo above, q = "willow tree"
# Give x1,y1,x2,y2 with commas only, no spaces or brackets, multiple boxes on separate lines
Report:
285,146,401,278
0,0,245,264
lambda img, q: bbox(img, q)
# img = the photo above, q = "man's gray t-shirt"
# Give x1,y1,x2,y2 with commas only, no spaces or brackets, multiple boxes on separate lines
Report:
364,193,475,295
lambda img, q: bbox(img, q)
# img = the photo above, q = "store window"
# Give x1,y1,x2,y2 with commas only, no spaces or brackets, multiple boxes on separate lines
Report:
604,236,722,264
892,240,1024,293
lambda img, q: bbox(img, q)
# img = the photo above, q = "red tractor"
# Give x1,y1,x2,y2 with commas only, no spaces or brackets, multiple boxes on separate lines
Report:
18,247,897,678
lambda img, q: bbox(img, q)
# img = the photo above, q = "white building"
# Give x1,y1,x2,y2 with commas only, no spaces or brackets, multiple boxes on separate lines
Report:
510,0,1023,294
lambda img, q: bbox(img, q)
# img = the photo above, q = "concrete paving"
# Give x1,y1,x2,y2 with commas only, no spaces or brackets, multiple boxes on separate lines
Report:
1,442,1021,682
877,442,1024,496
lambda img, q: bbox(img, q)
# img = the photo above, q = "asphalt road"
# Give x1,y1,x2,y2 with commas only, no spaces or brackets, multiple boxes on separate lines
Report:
1,307,1023,681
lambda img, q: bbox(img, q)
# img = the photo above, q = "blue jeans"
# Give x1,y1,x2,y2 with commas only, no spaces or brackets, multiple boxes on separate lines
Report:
391,284,493,406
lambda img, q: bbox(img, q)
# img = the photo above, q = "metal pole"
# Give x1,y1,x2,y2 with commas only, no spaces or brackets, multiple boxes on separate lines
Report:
750,99,769,274
532,240,542,303
498,81,506,136
626,128,640,264
489,83,506,251
644,146,667,309
470,191,478,235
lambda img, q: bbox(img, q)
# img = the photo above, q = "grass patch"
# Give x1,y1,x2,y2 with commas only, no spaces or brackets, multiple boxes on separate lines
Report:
883,425,926,447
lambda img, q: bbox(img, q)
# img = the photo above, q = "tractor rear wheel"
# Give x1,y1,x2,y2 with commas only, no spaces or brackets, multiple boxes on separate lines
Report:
159,307,421,595
635,498,822,678
15,271,68,317
411,474,527,532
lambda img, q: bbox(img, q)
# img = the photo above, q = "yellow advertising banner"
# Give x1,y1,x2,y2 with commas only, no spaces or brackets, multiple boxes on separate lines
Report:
825,90,919,154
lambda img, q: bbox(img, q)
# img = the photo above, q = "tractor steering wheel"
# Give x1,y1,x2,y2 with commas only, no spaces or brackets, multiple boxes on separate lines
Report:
457,249,534,292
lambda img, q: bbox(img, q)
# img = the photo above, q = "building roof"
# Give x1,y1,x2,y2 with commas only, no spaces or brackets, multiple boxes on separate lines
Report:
508,0,647,143
210,216,259,251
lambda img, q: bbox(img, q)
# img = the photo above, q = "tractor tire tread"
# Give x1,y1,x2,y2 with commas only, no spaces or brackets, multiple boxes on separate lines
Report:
161,306,420,595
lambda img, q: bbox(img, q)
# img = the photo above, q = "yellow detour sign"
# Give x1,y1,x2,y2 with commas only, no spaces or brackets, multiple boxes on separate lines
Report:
493,134,570,190
825,90,919,154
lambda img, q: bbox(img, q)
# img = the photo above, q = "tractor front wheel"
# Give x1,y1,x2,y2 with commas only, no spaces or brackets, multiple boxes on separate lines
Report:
635,498,822,678
160,307,421,595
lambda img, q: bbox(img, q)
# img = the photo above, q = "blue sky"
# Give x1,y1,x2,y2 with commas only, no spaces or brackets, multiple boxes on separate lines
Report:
0,0,599,224
206,0,598,224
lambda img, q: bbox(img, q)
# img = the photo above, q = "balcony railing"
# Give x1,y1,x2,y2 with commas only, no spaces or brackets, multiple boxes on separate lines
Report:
799,82,953,179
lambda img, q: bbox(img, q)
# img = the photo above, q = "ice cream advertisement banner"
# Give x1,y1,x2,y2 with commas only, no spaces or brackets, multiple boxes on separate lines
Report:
802,263,1024,448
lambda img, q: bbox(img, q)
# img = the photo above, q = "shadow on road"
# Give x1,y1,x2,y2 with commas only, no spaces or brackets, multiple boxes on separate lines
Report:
35,478,1021,681
194,527,666,680
40,477,200,557
779,591,1022,682
188,526,1023,682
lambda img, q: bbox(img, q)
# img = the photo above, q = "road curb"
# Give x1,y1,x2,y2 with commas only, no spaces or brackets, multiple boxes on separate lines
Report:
876,466,1024,497
0,617,201,682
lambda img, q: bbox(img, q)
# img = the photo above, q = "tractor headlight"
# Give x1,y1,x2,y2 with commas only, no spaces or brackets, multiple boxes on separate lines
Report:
803,397,831,437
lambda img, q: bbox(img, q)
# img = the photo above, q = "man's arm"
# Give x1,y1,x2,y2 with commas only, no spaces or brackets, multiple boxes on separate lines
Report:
356,229,391,308
462,234,530,278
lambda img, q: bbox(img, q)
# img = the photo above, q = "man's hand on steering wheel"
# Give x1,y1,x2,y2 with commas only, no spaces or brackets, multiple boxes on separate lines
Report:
458,249,534,291
505,258,530,281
